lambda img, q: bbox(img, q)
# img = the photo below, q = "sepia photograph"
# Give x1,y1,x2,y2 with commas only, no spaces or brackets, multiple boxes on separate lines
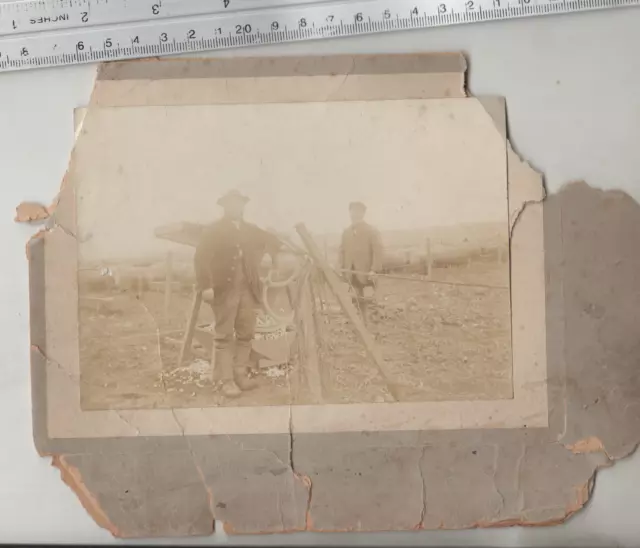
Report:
74,98,512,410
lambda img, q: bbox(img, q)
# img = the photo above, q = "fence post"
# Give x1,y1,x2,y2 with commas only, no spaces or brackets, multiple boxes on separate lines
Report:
424,237,433,278
164,251,174,321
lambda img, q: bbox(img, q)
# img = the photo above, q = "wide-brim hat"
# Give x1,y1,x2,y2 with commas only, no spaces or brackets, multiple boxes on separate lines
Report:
217,189,250,207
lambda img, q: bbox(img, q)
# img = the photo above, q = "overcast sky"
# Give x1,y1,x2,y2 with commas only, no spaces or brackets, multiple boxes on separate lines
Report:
74,98,508,263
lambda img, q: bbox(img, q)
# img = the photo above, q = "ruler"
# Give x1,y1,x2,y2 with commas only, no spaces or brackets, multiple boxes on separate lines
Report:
0,0,638,73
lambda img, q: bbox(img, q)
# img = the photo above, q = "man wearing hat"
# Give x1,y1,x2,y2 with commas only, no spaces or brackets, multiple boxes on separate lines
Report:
338,201,383,324
194,190,282,398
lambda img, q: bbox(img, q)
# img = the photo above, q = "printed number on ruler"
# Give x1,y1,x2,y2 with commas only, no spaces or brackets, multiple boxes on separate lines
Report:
0,0,240,37
0,0,638,71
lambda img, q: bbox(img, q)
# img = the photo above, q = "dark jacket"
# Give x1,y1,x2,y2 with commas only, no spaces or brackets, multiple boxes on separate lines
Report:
339,221,383,285
194,218,281,301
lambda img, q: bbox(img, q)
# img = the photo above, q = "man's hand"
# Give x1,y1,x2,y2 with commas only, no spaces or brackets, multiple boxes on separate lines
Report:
201,288,214,302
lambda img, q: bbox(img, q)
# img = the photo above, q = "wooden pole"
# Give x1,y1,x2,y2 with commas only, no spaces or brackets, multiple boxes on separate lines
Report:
136,272,144,300
164,251,173,321
295,223,399,401
178,289,202,367
299,279,323,403
425,237,432,278
308,276,331,401
289,270,310,402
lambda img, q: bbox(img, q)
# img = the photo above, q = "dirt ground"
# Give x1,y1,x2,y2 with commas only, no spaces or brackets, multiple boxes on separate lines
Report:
79,260,512,410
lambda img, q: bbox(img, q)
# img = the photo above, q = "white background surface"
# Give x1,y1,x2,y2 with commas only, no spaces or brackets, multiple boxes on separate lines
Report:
1,7,639,546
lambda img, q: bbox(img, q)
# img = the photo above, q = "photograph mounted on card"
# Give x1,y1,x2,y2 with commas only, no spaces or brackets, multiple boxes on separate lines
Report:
36,54,546,439
25,54,640,540
74,97,511,410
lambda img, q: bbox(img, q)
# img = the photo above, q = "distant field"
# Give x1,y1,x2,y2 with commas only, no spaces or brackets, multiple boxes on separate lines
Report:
78,222,509,292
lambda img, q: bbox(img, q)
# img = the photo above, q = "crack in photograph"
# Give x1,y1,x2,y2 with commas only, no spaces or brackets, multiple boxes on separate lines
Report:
75,98,512,410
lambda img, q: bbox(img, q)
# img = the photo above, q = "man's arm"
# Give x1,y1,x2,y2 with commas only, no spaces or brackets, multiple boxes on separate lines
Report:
259,228,284,263
194,227,215,290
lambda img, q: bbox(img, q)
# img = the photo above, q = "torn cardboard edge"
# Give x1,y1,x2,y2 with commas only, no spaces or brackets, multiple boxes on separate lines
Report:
15,201,51,223
23,53,640,538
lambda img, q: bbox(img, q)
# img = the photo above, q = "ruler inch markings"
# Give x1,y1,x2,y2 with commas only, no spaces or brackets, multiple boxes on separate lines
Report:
0,0,638,72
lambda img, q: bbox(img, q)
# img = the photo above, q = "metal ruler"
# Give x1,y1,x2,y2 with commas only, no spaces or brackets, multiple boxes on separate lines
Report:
0,0,638,73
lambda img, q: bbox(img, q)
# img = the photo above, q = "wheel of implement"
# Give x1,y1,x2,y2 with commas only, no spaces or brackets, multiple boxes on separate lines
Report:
260,258,305,326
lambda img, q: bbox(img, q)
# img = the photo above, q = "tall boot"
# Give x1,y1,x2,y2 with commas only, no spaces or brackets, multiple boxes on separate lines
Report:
234,367,259,391
234,342,259,391
215,344,241,398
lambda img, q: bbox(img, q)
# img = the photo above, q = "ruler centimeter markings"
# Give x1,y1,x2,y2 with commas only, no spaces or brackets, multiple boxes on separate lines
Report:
0,0,331,36
0,0,638,72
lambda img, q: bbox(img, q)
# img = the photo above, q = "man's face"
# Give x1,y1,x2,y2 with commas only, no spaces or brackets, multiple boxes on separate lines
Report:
349,206,366,224
223,200,246,220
